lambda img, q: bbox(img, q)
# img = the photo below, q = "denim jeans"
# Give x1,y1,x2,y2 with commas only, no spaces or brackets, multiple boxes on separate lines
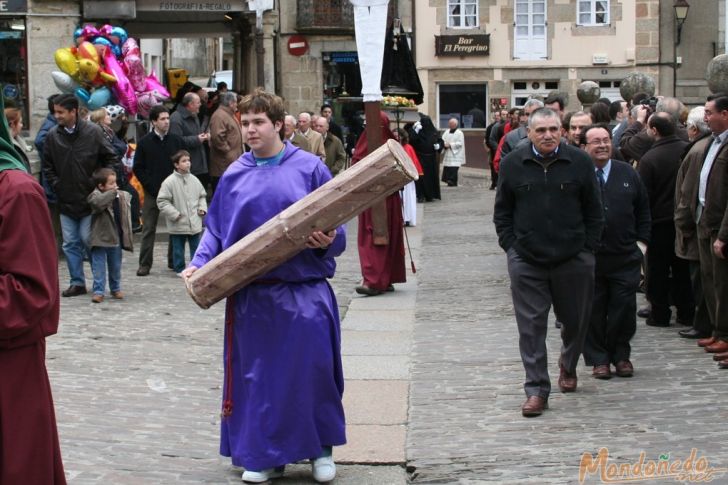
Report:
91,245,122,295
170,233,201,273
60,213,92,287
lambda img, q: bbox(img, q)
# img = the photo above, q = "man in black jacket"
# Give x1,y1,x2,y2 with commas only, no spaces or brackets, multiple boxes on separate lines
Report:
581,125,651,380
638,113,694,327
133,105,187,276
494,108,603,417
42,94,119,297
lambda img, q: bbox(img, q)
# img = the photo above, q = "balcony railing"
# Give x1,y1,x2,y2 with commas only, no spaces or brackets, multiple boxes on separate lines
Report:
296,0,396,33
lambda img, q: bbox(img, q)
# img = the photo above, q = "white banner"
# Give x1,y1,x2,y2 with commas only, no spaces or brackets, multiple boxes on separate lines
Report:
350,0,389,102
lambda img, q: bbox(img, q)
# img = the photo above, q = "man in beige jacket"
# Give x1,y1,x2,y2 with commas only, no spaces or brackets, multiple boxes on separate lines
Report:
209,92,244,194
297,111,326,161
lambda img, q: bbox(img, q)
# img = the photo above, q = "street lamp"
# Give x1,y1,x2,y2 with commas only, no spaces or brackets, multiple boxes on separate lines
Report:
674,0,690,45
673,0,690,96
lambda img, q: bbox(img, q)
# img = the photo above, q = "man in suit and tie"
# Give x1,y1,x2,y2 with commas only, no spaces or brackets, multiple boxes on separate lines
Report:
581,125,651,379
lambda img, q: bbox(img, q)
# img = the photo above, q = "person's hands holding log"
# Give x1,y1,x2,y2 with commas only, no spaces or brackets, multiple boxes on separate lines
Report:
181,266,198,281
306,230,336,250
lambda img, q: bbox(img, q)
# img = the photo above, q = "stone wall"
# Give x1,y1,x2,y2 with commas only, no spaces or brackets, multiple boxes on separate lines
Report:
27,1,81,132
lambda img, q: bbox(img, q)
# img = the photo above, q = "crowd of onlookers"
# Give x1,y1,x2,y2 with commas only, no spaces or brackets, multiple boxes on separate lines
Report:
487,91,728,378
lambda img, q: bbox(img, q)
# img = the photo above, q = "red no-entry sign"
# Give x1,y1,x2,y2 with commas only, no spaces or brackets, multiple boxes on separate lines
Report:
288,35,309,56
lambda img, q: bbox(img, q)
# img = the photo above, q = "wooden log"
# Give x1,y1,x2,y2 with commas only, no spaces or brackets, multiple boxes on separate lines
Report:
185,139,418,309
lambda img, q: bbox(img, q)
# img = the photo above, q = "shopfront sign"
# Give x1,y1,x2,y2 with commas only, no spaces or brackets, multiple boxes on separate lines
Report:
0,0,27,14
137,0,245,11
435,34,490,57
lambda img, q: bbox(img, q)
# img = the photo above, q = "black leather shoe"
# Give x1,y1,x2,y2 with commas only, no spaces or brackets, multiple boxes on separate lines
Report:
646,318,670,327
62,285,87,297
355,285,383,296
136,266,150,276
679,328,711,339
637,307,651,319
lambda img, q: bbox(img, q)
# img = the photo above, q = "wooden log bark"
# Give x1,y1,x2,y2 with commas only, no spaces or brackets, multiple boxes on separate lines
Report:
185,139,418,309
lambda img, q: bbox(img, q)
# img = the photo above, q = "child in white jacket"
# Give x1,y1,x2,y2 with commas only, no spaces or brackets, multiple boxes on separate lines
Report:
157,150,208,275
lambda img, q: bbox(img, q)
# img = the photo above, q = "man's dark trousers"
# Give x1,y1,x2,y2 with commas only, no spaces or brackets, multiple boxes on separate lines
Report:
647,221,694,324
698,236,728,340
138,194,173,270
507,248,595,398
583,254,640,366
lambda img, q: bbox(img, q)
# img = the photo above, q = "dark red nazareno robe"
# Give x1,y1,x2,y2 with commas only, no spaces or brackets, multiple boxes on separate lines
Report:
0,169,66,484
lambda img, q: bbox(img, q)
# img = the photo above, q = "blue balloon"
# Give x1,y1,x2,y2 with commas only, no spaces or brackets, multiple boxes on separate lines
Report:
73,27,83,44
92,37,113,55
110,26,128,47
87,86,112,110
111,44,122,59
75,87,91,104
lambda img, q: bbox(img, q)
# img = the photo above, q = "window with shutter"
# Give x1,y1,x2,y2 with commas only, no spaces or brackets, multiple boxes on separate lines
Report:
514,0,547,60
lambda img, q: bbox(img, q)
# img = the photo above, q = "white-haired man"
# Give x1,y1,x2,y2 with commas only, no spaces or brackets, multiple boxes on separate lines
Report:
297,111,326,161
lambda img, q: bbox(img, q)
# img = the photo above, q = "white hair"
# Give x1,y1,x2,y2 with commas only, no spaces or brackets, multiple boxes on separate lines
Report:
686,106,709,135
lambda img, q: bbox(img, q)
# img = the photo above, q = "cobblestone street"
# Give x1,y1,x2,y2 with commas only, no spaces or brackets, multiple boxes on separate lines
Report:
47,170,728,484
407,172,728,484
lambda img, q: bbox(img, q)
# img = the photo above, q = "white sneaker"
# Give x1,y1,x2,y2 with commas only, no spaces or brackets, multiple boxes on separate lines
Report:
242,466,284,483
311,455,336,483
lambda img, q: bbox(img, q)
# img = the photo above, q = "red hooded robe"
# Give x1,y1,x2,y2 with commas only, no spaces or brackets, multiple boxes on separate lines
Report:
350,112,407,290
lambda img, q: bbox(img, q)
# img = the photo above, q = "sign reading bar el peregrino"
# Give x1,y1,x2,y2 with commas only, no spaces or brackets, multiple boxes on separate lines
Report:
435,35,490,56
136,1,244,11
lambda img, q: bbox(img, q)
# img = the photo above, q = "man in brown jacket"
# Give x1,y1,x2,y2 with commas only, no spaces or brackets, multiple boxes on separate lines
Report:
297,111,326,161
209,92,244,194
674,107,712,340
683,94,728,361
314,116,346,176
284,115,310,152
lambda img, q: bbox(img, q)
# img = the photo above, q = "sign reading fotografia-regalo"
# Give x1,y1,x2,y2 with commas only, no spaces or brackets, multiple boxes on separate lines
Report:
136,1,245,11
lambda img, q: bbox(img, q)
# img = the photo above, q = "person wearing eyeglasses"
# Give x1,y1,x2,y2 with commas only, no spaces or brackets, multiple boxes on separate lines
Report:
580,124,650,381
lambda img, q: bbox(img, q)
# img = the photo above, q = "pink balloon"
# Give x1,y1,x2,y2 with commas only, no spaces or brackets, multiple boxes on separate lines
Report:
124,54,146,92
144,72,171,100
103,48,137,114
98,24,113,40
122,38,140,58
137,91,161,118
78,25,100,44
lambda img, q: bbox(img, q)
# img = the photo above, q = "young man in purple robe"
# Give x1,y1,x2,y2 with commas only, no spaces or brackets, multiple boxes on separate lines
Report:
182,89,346,483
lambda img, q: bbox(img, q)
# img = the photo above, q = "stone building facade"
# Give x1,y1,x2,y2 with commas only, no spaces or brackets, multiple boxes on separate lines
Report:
9,0,726,140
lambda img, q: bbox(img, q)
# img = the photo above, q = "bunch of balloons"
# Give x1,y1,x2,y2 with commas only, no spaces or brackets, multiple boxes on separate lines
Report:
52,24,171,117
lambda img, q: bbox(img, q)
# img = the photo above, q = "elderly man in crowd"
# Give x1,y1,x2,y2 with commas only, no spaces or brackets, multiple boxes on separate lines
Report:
208,91,244,194
297,111,326,160
679,94,728,362
284,114,310,152
674,106,713,340
441,117,465,187
494,107,603,417
314,115,346,176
